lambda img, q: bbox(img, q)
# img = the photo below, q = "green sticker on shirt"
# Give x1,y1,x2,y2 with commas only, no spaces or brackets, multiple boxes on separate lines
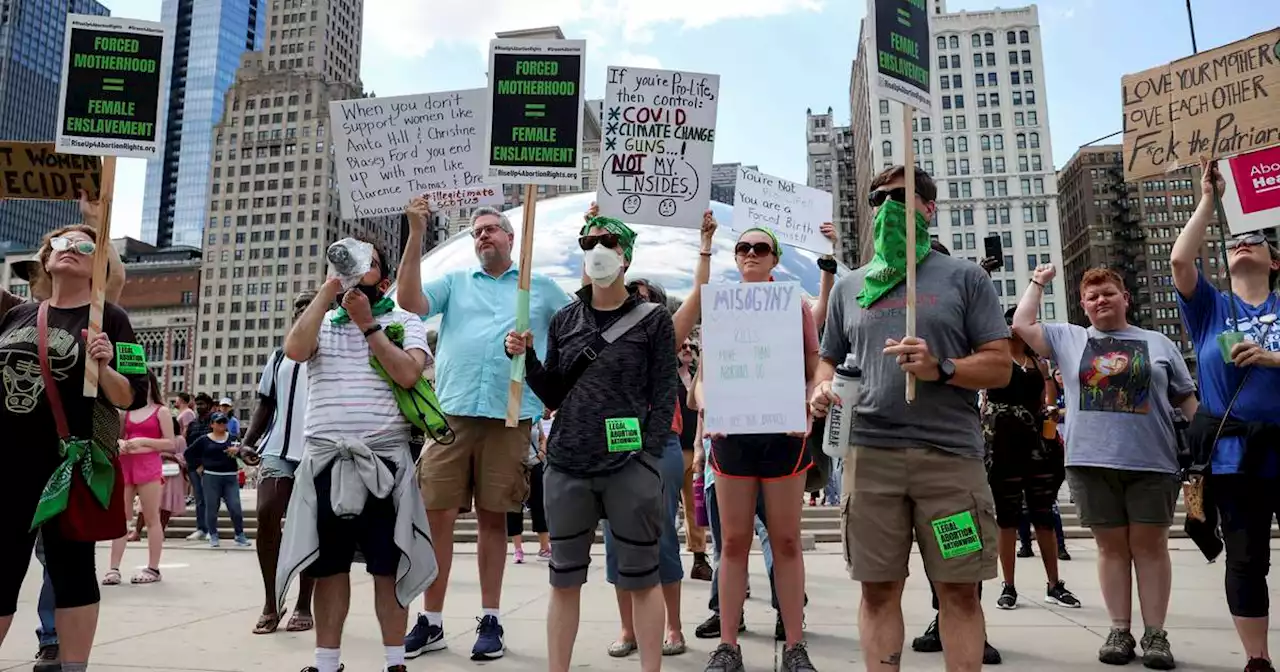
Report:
114,342,147,375
605,417,642,453
931,510,983,560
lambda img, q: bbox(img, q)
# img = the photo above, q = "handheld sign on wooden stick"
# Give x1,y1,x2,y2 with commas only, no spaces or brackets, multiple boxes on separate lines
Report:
507,184,538,427
82,156,116,398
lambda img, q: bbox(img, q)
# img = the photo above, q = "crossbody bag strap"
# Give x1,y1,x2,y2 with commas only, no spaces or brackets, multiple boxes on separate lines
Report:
562,302,660,391
38,303,71,440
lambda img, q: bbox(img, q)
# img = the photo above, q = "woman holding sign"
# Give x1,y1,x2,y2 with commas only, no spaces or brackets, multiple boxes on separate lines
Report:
701,227,820,672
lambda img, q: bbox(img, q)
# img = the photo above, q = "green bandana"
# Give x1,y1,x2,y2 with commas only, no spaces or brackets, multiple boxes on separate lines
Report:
31,438,115,531
741,227,782,259
856,199,932,308
581,216,637,262
332,296,395,325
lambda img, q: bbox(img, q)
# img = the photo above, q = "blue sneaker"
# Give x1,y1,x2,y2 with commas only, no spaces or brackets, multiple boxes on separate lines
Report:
471,615,505,660
235,534,251,547
404,613,445,659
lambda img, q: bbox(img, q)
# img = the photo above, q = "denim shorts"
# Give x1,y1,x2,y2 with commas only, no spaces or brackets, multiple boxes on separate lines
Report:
259,454,299,480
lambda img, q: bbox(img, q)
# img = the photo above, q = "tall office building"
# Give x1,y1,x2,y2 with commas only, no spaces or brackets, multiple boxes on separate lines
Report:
710,162,755,205
0,0,109,253
852,3,1067,321
141,0,266,248
1058,144,1220,357
804,108,857,264
196,0,400,416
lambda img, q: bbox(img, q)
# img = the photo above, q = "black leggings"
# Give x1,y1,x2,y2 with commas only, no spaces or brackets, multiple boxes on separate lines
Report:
0,468,100,615
507,462,547,538
1213,474,1280,618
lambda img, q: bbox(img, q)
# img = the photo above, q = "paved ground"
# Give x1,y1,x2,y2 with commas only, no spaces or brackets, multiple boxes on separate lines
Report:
0,538,1265,671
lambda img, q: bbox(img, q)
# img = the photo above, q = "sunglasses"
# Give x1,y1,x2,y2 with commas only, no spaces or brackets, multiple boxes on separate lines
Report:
50,236,96,255
681,343,700,353
578,233,621,251
1226,233,1267,250
867,187,908,207
735,241,775,257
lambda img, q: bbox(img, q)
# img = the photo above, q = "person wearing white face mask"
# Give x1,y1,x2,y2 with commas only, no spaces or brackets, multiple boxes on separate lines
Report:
505,215,678,672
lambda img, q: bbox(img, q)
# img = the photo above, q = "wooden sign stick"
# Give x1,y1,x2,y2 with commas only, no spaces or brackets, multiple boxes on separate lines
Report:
83,155,117,397
903,105,919,403
506,183,538,427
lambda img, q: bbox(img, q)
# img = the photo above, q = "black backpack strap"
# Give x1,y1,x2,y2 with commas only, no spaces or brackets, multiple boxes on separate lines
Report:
561,302,659,392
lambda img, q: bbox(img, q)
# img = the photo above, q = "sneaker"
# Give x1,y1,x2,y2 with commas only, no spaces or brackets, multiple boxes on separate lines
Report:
1141,628,1176,670
1099,628,1138,666
911,617,943,653
1016,545,1035,558
471,615,505,660
781,640,818,672
691,553,713,581
695,613,746,639
704,643,745,672
387,667,407,672
298,666,343,672
1246,658,1276,672
1046,580,1081,608
234,534,251,547
513,548,525,564
404,613,446,658
537,549,552,562
1058,547,1072,561
984,641,1003,665
186,530,207,541
209,537,221,548
996,583,1018,610
33,644,60,672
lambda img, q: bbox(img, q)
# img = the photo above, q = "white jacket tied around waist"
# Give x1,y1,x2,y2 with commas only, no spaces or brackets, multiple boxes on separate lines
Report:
275,432,437,609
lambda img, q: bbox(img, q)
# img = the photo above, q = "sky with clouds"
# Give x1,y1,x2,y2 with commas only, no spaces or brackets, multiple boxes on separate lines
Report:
100,0,1280,240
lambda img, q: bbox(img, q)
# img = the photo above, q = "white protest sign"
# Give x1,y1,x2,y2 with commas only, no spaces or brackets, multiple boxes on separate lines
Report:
598,66,719,228
1220,145,1280,235
732,167,833,255
428,186,504,211
330,88,490,220
701,281,808,435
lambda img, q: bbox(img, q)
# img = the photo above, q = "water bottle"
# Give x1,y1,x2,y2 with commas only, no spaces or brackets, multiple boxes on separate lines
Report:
693,472,708,527
822,354,861,459
326,238,373,290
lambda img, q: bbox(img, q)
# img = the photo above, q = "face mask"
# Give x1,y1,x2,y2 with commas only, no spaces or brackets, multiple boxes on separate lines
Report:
584,245,623,285
356,282,384,305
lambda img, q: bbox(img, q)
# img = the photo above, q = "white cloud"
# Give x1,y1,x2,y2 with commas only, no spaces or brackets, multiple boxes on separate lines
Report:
614,51,663,70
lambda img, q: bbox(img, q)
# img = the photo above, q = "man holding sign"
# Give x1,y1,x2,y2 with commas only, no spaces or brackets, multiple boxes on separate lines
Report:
810,165,1010,672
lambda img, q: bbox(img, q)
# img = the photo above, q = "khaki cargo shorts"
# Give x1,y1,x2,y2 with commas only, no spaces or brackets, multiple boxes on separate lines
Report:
841,445,998,584
416,415,531,514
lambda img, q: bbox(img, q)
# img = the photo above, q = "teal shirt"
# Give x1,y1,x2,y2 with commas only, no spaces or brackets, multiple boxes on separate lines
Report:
423,266,572,420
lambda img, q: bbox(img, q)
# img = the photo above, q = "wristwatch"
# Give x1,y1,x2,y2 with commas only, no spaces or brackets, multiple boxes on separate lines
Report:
937,358,957,383
817,257,838,274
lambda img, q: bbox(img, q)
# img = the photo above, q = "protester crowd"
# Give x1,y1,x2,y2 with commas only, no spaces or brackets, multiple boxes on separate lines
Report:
0,157,1278,672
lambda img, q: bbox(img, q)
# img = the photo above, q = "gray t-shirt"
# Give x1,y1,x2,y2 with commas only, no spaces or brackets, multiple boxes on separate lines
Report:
820,253,1009,459
1041,323,1196,474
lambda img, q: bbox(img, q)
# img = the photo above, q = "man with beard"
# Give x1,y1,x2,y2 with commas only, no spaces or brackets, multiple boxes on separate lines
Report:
396,198,571,660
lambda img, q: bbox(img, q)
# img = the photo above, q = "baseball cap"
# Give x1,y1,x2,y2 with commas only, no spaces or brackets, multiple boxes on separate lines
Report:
10,260,39,282
218,397,233,406
210,412,229,424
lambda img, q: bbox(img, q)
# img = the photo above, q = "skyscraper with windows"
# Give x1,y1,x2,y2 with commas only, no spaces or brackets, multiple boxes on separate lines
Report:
805,108,857,265
0,0,109,253
853,3,1068,322
196,0,400,417
141,0,265,249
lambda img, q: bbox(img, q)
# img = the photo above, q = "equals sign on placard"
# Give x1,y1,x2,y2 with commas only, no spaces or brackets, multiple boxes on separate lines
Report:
524,103,546,118
102,77,124,92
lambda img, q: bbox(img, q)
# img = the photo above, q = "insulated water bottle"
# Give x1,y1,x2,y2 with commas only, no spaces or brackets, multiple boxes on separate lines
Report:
693,472,708,527
821,354,862,459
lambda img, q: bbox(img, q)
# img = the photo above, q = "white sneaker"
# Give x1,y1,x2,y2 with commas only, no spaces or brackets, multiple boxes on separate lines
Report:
186,531,207,541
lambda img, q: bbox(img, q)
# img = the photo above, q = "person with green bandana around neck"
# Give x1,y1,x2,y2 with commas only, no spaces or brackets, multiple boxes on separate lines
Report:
809,164,1012,672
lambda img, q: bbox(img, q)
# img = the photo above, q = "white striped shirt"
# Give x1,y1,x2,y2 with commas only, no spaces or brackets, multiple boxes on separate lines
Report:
256,350,308,462
305,308,431,441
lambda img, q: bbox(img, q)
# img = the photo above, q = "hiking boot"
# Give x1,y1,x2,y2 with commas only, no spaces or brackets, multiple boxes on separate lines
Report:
1141,628,1176,670
1099,628,1138,665
1046,580,1081,608
691,553,713,581
33,644,60,672
911,617,943,653
781,640,818,672
996,583,1018,610
704,643,745,672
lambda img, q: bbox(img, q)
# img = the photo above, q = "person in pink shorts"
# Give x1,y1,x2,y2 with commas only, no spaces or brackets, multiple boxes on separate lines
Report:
104,372,176,586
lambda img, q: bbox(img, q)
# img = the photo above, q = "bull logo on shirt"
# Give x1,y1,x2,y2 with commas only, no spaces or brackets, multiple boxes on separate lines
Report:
0,326,79,414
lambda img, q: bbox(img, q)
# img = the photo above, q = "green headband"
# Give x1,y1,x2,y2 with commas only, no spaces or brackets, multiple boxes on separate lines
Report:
580,216,638,262
741,227,783,259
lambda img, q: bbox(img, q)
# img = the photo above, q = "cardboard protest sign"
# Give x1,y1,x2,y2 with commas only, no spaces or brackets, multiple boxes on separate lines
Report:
1121,28,1280,180
483,39,585,187
1220,145,1280,235
331,89,496,220
701,281,808,435
732,167,833,255
867,0,933,114
597,66,719,228
55,14,169,159
0,142,101,201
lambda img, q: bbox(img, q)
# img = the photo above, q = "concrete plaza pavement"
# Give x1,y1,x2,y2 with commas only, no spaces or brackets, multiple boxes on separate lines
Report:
0,538,1266,671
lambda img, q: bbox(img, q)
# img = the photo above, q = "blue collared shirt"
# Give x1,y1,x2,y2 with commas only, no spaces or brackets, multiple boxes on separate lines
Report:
424,265,572,420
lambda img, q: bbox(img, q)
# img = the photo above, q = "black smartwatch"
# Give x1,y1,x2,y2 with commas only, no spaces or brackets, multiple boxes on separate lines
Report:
937,358,957,383
817,257,838,274
363,323,383,339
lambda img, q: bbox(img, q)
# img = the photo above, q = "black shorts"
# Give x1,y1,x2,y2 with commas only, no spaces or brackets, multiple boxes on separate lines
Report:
710,434,812,481
303,458,400,578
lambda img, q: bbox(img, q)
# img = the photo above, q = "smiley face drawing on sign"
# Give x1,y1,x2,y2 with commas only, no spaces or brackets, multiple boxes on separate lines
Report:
622,194,642,215
658,198,677,217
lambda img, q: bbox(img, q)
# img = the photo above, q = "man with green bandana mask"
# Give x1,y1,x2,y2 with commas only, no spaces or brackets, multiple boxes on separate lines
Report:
808,164,1013,672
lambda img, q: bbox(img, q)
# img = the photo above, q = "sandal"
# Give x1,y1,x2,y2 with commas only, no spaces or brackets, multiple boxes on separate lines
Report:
254,609,285,635
285,611,314,632
131,567,161,584
662,639,688,656
607,639,637,657
101,569,121,586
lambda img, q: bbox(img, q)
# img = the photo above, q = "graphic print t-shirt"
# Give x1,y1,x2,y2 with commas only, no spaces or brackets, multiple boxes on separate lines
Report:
0,302,148,475
1041,323,1196,474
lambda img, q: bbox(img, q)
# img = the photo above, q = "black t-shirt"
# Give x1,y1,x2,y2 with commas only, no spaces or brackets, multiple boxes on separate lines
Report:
0,302,148,476
677,374,698,451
